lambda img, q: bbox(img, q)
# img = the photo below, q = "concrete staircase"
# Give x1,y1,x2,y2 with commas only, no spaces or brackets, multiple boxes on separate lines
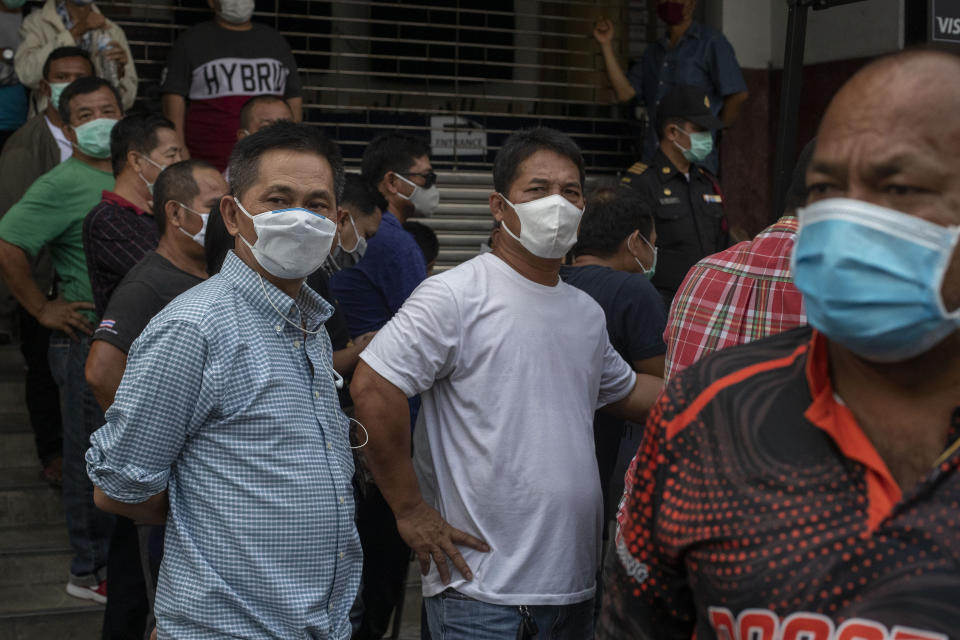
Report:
0,344,102,639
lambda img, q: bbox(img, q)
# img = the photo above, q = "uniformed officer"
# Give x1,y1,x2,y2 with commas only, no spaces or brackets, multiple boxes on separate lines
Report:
621,84,728,307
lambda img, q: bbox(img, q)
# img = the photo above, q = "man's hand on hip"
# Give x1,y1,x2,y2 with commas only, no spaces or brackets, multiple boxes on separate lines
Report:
37,298,95,340
396,500,490,584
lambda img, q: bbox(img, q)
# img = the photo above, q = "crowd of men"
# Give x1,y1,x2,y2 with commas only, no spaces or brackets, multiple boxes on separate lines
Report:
0,0,958,639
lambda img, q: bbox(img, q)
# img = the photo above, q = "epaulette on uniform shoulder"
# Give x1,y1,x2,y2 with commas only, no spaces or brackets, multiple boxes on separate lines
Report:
626,161,648,175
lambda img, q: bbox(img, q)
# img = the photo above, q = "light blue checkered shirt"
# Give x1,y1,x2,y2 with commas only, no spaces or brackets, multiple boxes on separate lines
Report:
87,251,362,639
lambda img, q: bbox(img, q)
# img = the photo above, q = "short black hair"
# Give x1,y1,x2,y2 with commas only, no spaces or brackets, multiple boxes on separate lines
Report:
110,112,176,177
239,95,291,130
658,116,687,140
204,199,234,275
58,76,122,124
402,220,439,266
42,46,93,81
228,120,345,204
360,133,430,187
492,127,585,195
340,173,380,217
572,185,654,259
153,159,215,236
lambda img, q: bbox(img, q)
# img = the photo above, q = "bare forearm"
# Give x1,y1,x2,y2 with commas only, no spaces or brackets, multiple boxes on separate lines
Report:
332,342,363,377
352,362,423,518
161,94,190,158
719,91,749,127
94,487,169,525
85,341,127,412
604,373,664,423
0,241,48,318
288,97,303,122
599,43,637,103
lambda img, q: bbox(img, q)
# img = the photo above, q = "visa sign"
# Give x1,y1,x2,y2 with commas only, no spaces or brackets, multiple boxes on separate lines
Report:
932,0,960,42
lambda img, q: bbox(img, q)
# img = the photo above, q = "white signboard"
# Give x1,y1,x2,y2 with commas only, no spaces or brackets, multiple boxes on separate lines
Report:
430,116,486,156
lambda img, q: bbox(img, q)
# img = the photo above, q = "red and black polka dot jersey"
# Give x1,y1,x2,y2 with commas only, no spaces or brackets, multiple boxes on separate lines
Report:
598,326,960,640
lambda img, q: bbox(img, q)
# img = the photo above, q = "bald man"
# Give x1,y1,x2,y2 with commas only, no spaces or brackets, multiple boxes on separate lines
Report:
598,49,960,638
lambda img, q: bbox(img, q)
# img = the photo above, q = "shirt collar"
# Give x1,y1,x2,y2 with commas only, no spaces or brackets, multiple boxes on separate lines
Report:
219,251,333,331
381,211,401,228
101,190,150,216
658,20,702,48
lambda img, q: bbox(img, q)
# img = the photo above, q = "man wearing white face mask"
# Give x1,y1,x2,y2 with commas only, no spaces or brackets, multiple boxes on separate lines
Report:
87,122,362,639
83,112,182,317
598,51,960,638
0,75,121,603
330,133,434,338
160,0,303,172
322,172,382,275
352,127,663,639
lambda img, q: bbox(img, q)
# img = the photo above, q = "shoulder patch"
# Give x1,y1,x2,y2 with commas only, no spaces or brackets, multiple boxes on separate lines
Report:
626,162,648,175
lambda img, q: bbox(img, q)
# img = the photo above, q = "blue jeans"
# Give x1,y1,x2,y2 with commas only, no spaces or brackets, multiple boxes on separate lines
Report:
49,333,114,579
424,589,594,640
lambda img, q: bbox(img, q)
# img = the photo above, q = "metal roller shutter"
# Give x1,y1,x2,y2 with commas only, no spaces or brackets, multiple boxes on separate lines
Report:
95,0,652,268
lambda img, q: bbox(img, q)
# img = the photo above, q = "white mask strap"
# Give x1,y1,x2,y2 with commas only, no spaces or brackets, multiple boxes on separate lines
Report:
349,417,369,450
256,273,322,335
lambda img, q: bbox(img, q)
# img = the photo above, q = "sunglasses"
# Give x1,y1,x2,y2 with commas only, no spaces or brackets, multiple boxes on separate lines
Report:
401,171,438,189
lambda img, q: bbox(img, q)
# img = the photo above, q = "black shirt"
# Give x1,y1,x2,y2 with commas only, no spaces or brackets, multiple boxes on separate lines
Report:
93,251,203,353
620,149,728,306
306,268,349,352
560,264,667,522
598,326,960,638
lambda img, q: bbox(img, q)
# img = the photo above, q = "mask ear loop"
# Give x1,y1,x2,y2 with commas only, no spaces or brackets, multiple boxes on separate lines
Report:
257,273,322,335
349,417,369,450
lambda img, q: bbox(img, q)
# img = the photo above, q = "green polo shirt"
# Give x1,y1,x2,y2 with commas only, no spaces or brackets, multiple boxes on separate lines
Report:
0,157,114,322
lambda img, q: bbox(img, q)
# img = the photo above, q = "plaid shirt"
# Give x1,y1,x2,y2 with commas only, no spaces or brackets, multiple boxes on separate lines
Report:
86,251,361,639
82,191,159,317
663,216,806,379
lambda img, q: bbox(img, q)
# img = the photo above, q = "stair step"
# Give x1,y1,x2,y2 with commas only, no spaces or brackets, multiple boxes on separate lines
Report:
0,584,102,640
0,345,25,375
0,549,73,587
0,434,36,469
0,375,26,416
0,412,31,435
0,468,45,491
0,525,69,553
0,486,65,528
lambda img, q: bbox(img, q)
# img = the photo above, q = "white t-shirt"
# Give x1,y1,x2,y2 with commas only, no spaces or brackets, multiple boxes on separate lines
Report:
45,115,72,163
360,252,636,606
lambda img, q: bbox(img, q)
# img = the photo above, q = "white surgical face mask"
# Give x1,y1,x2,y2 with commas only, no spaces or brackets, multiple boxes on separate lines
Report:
218,0,254,24
138,154,168,197
395,173,439,218
174,202,209,247
498,193,584,259
234,198,337,279
630,233,657,279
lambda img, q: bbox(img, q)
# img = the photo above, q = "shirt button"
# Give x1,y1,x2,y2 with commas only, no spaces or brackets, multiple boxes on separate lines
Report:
327,442,332,450
314,391,320,399
293,340,300,348
339,496,344,504
339,551,344,559
328,604,333,612
275,325,282,332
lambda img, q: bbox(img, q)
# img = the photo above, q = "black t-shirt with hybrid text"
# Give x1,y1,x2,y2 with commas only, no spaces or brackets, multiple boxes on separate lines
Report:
160,20,302,171
94,251,204,353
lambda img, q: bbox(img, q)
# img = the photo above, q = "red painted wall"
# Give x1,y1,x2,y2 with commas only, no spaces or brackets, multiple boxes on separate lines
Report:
719,57,873,238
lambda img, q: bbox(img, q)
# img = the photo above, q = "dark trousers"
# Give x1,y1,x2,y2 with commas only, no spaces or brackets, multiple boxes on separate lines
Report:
101,516,149,640
19,308,62,465
354,485,411,640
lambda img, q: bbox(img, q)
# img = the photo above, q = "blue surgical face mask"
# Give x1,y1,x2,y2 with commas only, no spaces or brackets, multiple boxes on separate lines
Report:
792,198,960,362
673,127,713,164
